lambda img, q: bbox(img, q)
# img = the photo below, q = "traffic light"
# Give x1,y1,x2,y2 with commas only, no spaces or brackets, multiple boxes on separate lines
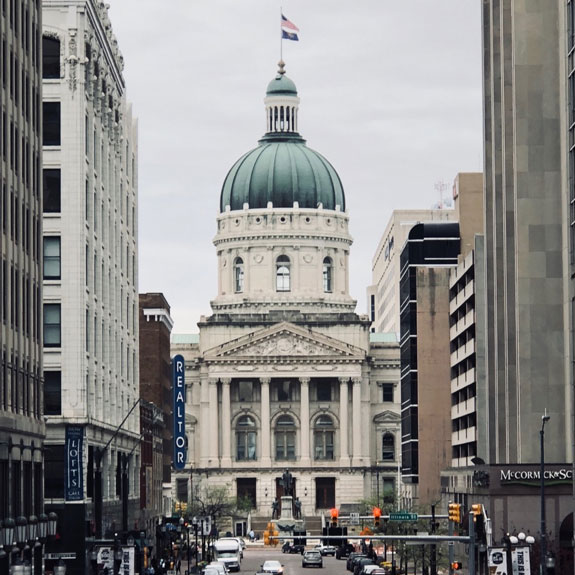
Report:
448,503,461,523
471,503,482,517
451,561,463,570
330,508,339,527
373,507,381,527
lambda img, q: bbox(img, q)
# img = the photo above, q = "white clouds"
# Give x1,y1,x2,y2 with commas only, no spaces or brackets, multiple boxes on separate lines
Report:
108,0,483,333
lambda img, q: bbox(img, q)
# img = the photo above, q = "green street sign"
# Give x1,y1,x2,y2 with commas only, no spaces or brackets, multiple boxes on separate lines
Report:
389,512,418,521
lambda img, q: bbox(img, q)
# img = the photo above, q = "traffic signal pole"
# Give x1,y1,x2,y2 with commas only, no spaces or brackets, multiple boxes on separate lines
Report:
468,512,475,575
448,520,454,575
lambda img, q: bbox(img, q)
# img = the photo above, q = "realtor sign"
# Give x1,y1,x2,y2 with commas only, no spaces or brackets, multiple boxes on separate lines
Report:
172,354,187,470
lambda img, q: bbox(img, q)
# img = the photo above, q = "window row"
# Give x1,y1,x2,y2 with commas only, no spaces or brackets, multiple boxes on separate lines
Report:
1,178,41,258
0,351,41,417
233,256,334,293
233,414,397,463
234,379,336,403
0,255,41,339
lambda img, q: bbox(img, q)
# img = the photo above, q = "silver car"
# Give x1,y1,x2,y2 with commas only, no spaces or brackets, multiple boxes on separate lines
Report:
302,550,323,568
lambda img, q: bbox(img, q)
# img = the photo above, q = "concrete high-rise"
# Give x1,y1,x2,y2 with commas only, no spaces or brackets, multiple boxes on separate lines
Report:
0,1,46,572
457,2,572,571
369,208,455,335
41,2,139,573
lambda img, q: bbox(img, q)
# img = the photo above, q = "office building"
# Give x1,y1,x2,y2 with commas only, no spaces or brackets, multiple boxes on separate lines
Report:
369,208,455,335
0,0,49,572
41,2,139,573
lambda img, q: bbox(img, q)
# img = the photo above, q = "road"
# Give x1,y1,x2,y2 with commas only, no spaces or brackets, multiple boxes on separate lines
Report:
239,547,345,575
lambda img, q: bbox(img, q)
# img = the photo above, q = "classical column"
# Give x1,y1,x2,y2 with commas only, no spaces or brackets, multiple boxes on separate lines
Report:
339,377,350,466
208,378,219,466
351,377,362,465
261,378,272,466
221,378,232,467
200,372,210,467
300,377,311,465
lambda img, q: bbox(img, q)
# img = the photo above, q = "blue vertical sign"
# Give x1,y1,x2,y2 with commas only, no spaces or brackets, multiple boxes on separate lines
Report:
172,354,187,470
65,425,84,501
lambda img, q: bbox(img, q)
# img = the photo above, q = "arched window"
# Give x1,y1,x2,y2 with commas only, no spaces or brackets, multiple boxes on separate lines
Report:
236,415,257,461
276,255,291,292
382,432,395,461
275,415,296,461
323,257,333,292
314,415,334,460
234,257,244,293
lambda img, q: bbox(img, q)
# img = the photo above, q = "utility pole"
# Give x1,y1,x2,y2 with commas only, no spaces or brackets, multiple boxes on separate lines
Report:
95,398,141,539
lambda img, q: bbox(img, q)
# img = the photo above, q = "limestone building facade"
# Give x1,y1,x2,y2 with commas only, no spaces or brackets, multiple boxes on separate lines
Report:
171,63,401,529
41,2,140,572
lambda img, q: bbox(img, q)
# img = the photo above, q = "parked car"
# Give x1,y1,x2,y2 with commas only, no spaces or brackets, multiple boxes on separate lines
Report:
282,541,305,554
336,543,356,559
302,550,323,568
261,560,284,575
347,553,367,571
354,558,376,575
208,562,230,575
314,544,337,556
361,565,386,575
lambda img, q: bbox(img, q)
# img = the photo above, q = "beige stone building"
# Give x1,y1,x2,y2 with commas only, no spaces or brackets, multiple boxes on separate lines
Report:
171,63,401,532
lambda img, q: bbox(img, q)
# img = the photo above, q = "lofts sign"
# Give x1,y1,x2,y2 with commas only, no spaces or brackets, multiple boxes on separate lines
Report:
172,354,187,470
65,425,84,501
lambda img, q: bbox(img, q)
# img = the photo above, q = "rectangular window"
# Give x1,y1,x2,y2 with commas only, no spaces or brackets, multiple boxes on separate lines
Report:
238,381,253,402
42,102,61,146
277,380,293,401
382,383,394,402
43,303,61,347
42,36,60,78
44,370,61,415
383,478,395,504
176,478,187,502
44,444,65,499
316,380,331,402
237,478,256,509
43,169,61,212
43,237,61,279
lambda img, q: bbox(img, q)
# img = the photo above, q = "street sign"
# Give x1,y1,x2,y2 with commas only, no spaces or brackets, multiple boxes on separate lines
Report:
389,512,418,521
349,513,360,525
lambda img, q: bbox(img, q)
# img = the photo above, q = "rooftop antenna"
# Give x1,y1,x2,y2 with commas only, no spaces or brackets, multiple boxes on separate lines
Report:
434,180,449,209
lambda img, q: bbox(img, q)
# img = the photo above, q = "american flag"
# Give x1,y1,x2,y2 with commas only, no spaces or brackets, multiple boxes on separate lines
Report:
281,13,299,32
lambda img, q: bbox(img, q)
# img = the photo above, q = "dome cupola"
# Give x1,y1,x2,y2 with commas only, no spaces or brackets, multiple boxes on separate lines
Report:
220,61,346,213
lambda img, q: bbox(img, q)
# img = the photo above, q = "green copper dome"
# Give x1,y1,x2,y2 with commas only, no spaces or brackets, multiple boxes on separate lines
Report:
220,62,345,213
266,73,297,96
220,137,345,212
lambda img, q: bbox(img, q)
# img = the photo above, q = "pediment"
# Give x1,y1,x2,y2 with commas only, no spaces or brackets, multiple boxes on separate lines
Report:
204,321,365,361
373,410,401,424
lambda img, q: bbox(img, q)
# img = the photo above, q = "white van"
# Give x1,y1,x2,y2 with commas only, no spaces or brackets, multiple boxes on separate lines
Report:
213,539,241,572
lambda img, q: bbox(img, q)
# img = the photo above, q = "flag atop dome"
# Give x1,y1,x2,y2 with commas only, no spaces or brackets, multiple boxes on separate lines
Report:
281,12,299,41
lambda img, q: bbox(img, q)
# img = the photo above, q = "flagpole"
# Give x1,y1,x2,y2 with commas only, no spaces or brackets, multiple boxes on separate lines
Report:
280,6,283,61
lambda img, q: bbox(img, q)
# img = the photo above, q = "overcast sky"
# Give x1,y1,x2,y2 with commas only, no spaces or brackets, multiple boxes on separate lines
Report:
106,0,483,334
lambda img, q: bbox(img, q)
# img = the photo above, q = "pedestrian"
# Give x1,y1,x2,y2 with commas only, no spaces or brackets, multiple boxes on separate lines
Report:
249,529,255,542
176,558,181,575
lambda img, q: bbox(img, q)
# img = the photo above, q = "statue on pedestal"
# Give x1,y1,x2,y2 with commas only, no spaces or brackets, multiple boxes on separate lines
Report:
271,497,279,519
281,469,293,496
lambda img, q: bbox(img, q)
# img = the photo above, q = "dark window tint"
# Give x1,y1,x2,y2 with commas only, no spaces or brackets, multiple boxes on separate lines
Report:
44,444,65,499
44,370,61,415
43,102,61,146
43,169,61,212
42,36,60,78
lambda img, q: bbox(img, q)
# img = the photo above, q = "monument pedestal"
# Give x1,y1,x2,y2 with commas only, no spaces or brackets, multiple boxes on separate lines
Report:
274,496,305,538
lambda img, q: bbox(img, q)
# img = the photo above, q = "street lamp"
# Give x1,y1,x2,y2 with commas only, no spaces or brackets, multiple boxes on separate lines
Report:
34,514,48,575
0,520,6,560
540,410,550,575
47,513,58,539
